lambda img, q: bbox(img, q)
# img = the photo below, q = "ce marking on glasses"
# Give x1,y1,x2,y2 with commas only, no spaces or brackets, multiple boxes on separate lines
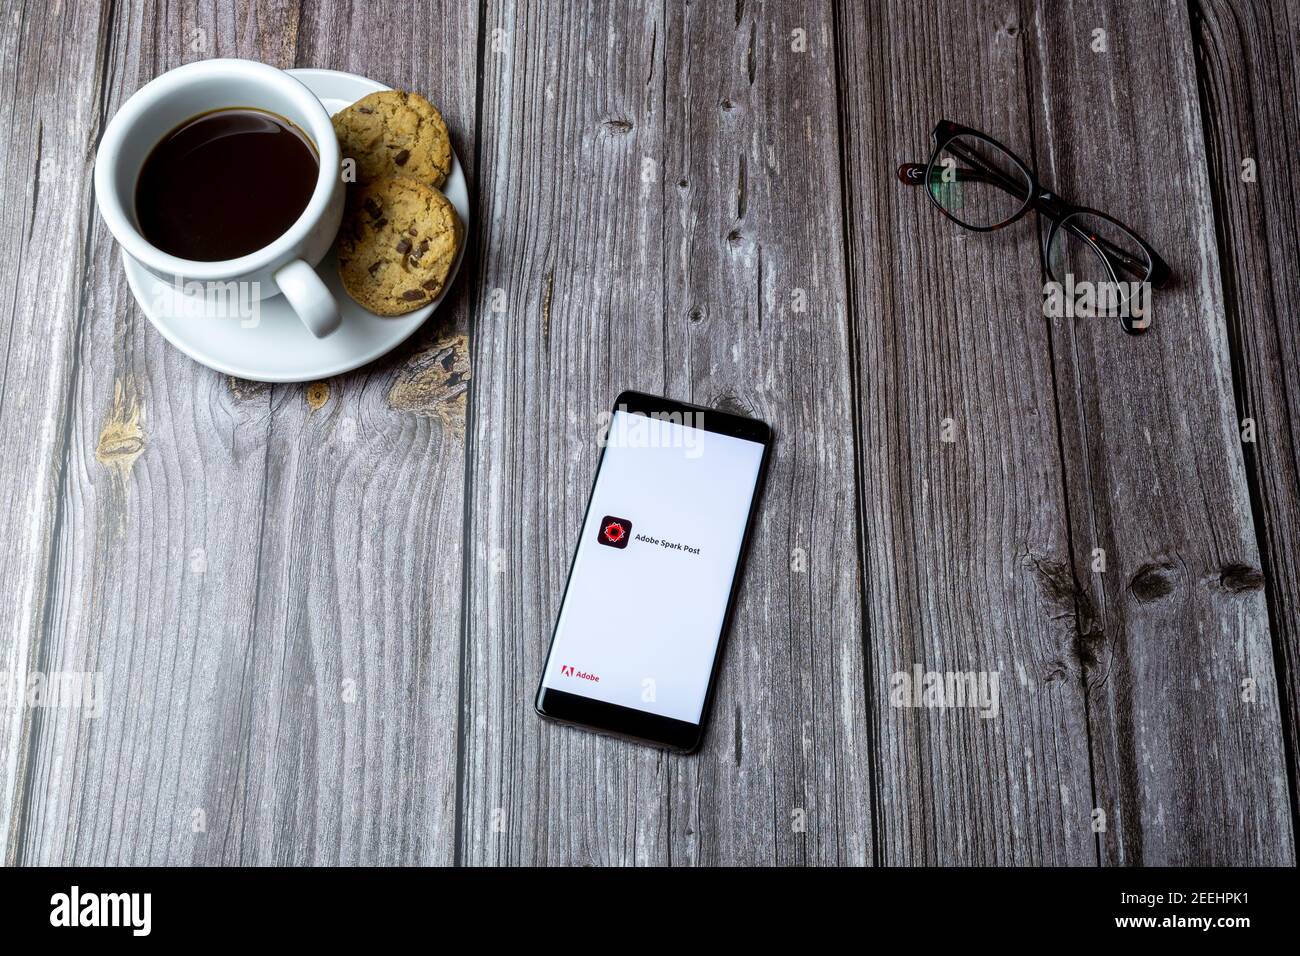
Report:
898,119,1172,334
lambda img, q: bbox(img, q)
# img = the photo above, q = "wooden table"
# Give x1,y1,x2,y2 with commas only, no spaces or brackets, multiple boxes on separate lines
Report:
1,0,1296,866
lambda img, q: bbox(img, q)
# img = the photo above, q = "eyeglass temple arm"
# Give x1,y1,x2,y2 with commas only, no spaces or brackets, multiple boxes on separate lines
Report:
896,162,1009,189
899,138,1031,193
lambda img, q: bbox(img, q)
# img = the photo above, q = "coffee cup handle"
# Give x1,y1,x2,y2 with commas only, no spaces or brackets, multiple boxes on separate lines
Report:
275,259,341,338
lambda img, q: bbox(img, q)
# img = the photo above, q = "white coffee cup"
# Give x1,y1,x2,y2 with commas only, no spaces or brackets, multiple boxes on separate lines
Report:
94,58,344,338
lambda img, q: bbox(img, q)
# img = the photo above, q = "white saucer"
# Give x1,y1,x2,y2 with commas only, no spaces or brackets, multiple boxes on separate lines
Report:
121,68,471,383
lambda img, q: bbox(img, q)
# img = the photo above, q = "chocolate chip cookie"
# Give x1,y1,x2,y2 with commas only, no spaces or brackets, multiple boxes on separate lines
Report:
336,177,463,316
332,90,452,189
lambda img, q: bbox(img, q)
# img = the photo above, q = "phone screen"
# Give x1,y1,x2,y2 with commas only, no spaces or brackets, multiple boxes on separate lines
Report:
536,393,769,750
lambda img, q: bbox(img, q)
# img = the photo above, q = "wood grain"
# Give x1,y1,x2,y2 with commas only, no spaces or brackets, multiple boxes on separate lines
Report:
14,0,479,864
0,0,119,865
1191,0,1300,851
658,0,873,865
460,0,874,864
12,0,299,868
1027,0,1293,864
459,0,678,866
2,0,1297,867
835,0,1097,864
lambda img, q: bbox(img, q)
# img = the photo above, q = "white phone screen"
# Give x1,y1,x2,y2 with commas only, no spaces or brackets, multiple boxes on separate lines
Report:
540,410,766,724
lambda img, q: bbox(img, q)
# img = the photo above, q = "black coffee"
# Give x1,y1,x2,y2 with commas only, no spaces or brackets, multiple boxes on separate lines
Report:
135,108,318,261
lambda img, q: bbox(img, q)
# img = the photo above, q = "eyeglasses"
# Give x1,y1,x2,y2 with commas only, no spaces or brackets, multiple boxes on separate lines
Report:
898,119,1171,335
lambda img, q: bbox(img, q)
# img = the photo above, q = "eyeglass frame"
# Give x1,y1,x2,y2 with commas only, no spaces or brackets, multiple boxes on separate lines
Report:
897,119,1172,326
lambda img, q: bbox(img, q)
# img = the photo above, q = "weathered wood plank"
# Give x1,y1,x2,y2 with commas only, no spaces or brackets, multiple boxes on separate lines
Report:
835,0,1097,864
16,0,478,864
459,0,675,866
14,0,302,865
0,0,118,865
1191,0,1300,849
461,0,873,865
1027,0,1294,863
208,0,479,869
659,0,873,865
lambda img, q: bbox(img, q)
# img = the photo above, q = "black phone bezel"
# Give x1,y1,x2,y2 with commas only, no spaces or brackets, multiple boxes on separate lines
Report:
534,390,772,753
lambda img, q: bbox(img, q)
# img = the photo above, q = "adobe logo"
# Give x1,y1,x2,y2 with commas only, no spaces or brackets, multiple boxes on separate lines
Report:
560,665,574,677
596,515,632,549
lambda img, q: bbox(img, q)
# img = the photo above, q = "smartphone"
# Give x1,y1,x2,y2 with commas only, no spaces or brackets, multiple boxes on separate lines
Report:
535,391,771,752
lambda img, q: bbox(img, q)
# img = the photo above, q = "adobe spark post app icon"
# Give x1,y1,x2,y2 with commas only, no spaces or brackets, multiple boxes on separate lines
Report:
597,516,632,549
